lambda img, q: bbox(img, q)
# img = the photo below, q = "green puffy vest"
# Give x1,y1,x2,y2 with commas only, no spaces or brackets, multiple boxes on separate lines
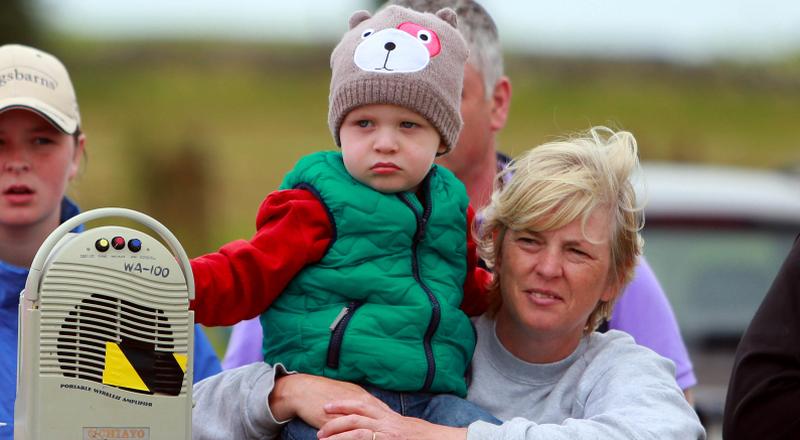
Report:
261,151,475,396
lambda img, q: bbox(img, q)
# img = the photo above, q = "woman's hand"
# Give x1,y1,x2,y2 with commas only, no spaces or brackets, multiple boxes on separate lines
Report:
269,374,388,429
317,399,467,440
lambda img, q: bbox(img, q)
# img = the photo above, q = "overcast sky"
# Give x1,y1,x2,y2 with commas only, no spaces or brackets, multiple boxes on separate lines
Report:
38,0,800,63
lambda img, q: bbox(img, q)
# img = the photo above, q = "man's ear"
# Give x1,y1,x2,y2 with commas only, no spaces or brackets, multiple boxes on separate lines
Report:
489,76,512,133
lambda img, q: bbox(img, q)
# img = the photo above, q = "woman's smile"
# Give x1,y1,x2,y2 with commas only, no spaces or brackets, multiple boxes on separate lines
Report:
525,288,563,306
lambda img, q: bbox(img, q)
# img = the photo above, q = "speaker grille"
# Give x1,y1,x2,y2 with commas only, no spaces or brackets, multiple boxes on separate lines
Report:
39,261,190,395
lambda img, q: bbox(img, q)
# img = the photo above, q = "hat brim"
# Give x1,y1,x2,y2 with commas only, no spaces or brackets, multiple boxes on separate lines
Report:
0,97,78,134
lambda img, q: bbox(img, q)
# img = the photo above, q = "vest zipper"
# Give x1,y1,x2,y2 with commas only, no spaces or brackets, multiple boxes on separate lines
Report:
326,301,363,369
397,173,439,391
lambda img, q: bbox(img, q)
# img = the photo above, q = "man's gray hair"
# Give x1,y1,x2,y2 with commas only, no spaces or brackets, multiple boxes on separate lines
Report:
386,0,503,99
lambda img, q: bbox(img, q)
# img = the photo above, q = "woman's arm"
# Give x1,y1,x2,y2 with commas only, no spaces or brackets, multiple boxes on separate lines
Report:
317,335,705,440
192,363,385,440
270,374,390,428
193,363,289,440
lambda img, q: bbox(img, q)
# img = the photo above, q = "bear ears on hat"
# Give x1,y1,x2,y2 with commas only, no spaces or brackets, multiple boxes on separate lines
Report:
348,6,458,30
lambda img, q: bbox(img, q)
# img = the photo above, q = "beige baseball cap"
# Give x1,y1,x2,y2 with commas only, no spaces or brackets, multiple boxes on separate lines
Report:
0,44,81,134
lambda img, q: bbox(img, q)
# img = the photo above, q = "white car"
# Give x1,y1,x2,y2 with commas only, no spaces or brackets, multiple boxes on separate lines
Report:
637,162,800,432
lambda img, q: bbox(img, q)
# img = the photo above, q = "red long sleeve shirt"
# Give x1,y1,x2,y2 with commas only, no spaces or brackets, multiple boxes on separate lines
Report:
190,189,490,326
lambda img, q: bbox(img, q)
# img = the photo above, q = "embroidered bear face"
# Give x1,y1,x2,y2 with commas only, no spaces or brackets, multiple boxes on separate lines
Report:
353,22,442,73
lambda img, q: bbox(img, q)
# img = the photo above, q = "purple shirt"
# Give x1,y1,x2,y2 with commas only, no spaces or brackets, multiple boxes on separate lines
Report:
222,152,697,390
609,257,696,389
221,317,262,369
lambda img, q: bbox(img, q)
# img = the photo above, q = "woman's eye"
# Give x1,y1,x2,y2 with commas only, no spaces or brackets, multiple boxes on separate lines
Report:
569,247,589,257
357,120,371,128
518,237,537,246
400,121,418,129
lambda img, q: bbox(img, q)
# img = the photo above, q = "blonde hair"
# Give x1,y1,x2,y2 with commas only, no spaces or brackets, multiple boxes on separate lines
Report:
477,126,644,333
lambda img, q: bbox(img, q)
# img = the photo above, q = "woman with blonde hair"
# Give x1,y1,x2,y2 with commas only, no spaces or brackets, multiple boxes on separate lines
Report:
193,127,704,440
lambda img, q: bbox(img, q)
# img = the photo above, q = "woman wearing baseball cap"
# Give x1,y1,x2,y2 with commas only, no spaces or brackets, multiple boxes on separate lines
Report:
0,44,221,438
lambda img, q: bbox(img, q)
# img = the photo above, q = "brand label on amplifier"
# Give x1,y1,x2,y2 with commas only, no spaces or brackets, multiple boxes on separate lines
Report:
122,262,171,278
83,427,149,439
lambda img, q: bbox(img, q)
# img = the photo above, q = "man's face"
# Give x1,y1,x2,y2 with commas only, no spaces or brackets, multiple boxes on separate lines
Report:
435,63,495,177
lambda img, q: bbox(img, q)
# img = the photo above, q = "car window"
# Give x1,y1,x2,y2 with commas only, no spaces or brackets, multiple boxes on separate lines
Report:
642,225,796,348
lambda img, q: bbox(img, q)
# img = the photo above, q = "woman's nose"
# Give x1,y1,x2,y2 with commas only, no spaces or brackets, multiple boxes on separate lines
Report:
534,248,563,279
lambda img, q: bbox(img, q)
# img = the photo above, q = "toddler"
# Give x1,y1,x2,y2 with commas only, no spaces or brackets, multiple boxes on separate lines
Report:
190,6,497,437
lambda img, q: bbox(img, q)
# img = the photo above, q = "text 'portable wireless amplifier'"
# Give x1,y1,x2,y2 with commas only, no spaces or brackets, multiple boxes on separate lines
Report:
14,208,195,440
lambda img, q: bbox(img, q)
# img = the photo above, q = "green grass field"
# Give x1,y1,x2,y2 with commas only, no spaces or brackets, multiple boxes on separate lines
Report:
53,38,800,356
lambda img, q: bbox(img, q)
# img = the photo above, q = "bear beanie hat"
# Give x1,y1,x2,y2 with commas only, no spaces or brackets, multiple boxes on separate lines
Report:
329,5,468,153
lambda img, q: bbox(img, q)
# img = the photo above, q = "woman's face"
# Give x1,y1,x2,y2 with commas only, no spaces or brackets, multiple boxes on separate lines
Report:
0,109,83,232
495,208,619,361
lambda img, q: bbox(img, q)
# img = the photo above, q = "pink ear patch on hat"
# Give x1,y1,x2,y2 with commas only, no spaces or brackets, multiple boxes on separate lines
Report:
397,22,441,57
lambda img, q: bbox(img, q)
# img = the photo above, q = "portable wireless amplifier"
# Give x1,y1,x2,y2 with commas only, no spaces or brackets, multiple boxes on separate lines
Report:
14,208,195,440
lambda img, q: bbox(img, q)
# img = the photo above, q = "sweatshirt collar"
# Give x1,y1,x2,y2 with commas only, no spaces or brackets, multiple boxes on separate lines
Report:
476,314,588,386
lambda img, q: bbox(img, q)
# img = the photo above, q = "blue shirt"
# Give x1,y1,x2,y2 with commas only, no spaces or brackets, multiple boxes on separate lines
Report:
0,198,220,437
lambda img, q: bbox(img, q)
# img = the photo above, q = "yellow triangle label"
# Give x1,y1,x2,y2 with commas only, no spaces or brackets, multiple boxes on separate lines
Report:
103,342,150,392
173,353,187,373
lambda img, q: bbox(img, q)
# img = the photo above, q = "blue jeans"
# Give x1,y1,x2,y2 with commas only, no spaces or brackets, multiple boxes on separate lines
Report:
281,384,499,440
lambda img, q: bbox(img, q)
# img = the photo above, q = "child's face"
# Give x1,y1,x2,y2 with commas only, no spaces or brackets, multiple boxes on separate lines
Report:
340,104,446,193
0,109,83,232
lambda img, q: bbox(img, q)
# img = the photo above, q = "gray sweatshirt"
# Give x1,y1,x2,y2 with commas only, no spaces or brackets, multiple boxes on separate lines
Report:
192,362,290,440
465,315,705,439
192,314,705,439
